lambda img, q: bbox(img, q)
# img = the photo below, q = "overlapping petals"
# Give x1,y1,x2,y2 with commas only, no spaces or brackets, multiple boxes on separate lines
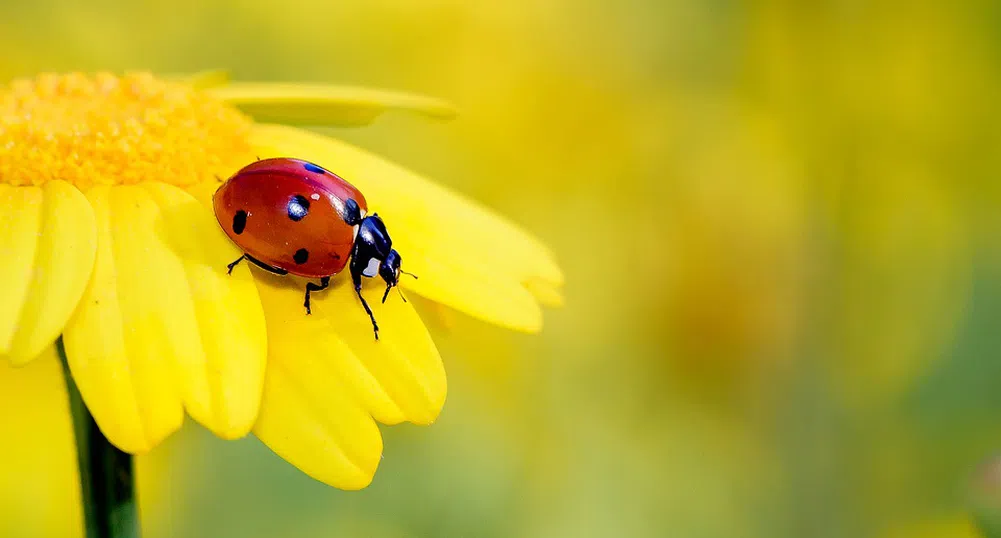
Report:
0,181,96,365
62,183,267,453
252,270,446,489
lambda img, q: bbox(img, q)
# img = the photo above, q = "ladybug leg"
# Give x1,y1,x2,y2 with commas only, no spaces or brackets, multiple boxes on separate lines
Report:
227,254,289,276
245,254,289,275
226,255,245,275
352,272,380,340
303,276,331,315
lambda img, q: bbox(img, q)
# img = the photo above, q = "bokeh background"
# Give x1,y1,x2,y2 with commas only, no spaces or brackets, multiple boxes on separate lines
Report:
2,1,1001,537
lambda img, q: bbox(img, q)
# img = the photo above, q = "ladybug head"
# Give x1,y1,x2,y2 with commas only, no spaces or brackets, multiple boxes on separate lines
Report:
353,214,418,304
379,249,402,288
379,249,418,303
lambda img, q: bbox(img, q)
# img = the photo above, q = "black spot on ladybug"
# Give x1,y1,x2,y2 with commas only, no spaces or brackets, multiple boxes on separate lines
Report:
287,195,310,221
303,162,326,174
233,210,247,234
293,248,310,265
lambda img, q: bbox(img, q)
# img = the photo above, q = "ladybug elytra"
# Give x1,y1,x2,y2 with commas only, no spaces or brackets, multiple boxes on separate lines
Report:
213,157,413,340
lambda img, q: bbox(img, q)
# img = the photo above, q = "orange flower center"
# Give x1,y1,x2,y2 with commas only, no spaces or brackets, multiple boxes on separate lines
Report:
0,72,254,189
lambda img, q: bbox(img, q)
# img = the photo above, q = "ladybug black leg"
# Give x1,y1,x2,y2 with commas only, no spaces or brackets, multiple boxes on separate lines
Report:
226,255,245,275
303,276,331,315
352,272,380,340
246,254,289,275
227,254,288,276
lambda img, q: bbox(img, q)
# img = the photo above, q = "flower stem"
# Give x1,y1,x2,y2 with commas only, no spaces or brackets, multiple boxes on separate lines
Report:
57,337,141,538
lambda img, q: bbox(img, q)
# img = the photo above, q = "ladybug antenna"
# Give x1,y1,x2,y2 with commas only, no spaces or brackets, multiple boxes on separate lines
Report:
382,283,409,304
399,270,419,279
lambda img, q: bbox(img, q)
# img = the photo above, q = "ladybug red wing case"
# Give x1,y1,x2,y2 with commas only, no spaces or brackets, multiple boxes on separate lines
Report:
213,157,366,278
213,157,412,340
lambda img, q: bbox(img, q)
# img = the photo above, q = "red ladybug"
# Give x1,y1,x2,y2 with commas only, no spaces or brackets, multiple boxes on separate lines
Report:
213,157,413,339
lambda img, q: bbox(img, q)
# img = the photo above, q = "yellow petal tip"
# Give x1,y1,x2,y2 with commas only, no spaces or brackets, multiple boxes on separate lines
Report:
212,427,252,441
335,471,378,491
209,83,458,127
524,277,566,309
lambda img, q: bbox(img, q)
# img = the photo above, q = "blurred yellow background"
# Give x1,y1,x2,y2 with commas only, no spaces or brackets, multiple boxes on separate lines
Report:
2,1,1001,537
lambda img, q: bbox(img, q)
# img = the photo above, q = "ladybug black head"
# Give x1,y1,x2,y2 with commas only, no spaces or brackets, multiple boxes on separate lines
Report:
379,249,402,287
379,249,418,304
379,249,402,301
352,215,417,301
352,215,419,304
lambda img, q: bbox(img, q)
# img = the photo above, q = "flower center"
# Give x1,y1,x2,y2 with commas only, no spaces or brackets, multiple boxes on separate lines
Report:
0,72,254,189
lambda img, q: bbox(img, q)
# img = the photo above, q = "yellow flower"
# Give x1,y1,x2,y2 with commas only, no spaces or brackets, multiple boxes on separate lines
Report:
0,70,563,489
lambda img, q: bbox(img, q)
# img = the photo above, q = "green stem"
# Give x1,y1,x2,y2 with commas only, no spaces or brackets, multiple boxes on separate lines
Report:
57,338,141,538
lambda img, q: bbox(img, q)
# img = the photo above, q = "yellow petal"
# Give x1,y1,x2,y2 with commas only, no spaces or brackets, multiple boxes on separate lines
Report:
318,275,447,425
401,254,543,333
207,83,457,127
63,183,267,452
249,124,559,331
254,269,446,424
254,353,383,490
63,185,182,452
251,268,446,489
523,276,566,309
251,124,561,284
418,299,462,333
0,185,43,353
0,346,83,538
185,180,222,208
170,69,231,90
252,272,403,426
5,181,97,365
141,182,267,439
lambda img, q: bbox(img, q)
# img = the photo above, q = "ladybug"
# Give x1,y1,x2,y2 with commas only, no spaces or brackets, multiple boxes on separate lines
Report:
213,157,414,340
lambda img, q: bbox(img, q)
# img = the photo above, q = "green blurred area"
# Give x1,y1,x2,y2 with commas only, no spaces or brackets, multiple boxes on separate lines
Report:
3,1,1001,537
